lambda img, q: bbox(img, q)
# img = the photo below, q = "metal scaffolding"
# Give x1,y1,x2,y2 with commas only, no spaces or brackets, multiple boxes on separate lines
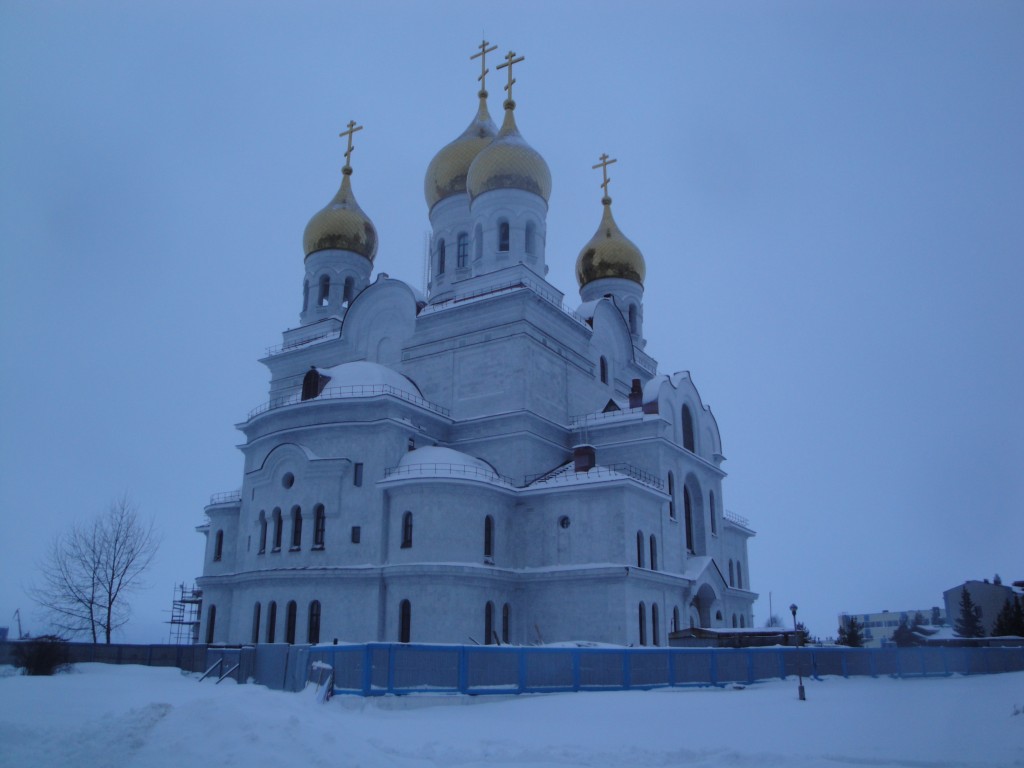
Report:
168,583,202,644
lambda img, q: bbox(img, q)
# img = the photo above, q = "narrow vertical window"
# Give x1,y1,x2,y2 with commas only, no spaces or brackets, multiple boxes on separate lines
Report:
740,615,746,628
474,223,483,260
484,515,494,560
457,232,468,267
682,405,695,452
737,562,743,590
251,602,261,644
652,603,660,646
710,491,717,535
498,220,509,252
437,238,446,274
668,472,676,519
628,304,638,335
399,599,411,643
258,512,267,554
302,280,309,312
638,602,647,646
673,606,680,634
684,487,694,553
213,530,223,561
343,276,354,303
408,437,415,451
636,530,645,568
525,221,535,253
401,512,413,548
599,356,608,384
353,463,363,487
732,614,738,628
307,600,321,644
729,559,735,587
290,506,302,549
267,601,277,643
272,508,283,551
649,534,658,571
313,504,326,549
285,601,297,645
318,275,330,307
502,603,510,644
485,601,495,645
206,605,216,644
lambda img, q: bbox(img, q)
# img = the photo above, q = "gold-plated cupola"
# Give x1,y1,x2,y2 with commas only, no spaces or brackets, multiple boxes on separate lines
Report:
576,154,646,287
303,121,378,261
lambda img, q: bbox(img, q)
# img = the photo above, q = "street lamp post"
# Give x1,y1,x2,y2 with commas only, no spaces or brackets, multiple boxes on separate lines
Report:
790,603,806,701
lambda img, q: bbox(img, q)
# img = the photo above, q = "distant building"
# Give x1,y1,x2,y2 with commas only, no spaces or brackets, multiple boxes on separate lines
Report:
944,579,1022,636
838,608,945,648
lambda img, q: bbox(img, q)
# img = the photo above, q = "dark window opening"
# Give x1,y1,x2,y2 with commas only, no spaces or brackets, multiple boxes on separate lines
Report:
351,526,361,544
285,601,297,644
485,601,495,645
668,473,676,519
599,356,608,384
302,280,309,312
710,490,717,535
682,405,695,452
737,562,744,590
290,506,302,549
457,233,468,268
628,304,638,335
272,508,283,551
206,605,216,644
636,530,645,568
437,239,446,274
525,221,536,254
484,515,494,560
684,488,694,553
401,512,413,548
399,599,411,643
258,512,267,554
267,601,277,643
353,463,363,487
638,602,647,646
502,603,510,644
213,530,223,561
302,368,328,401
729,560,735,587
313,504,326,549
408,437,415,451
308,600,321,644
251,602,261,644
498,221,509,252
673,606,681,633
474,223,483,260
343,276,354,303
652,603,660,646
649,534,658,571
317,275,330,307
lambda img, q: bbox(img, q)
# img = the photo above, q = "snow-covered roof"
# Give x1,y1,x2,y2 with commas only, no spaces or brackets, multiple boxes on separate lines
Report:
317,361,422,399
398,446,493,472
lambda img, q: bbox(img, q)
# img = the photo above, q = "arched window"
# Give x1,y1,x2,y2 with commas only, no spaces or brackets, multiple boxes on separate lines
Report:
258,511,267,554
498,220,510,252
343,276,355,303
684,487,694,553
649,534,658,571
710,491,717,535
401,512,413,548
502,603,510,644
285,601,297,644
599,356,608,384
266,601,277,643
484,515,494,560
729,560,735,587
525,221,535,254
740,614,746,628
474,223,483,260
302,280,309,312
307,600,321,644
737,562,743,590
636,530,645,568
457,232,468,268
272,508,283,551
715,610,723,623
437,238,446,274
673,606,681,633
652,603,660,646
318,275,330,307
682,405,695,452
667,472,676,519
399,599,411,643
251,602,261,644
290,506,302,549
302,367,323,400
206,605,216,644
313,504,326,549
732,614,738,628
628,304,638,335
638,602,647,646
485,601,495,645
213,530,223,561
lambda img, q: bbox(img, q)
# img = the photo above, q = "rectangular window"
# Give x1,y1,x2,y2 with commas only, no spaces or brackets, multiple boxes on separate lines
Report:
353,463,363,487
351,526,361,544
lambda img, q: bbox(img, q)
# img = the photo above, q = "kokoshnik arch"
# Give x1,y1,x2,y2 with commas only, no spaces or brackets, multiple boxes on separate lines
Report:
196,43,757,647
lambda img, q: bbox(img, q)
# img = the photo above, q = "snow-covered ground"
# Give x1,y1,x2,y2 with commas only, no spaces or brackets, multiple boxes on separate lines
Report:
0,663,1021,768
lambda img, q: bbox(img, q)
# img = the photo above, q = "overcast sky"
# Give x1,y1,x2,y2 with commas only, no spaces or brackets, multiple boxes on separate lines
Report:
1,1,1021,643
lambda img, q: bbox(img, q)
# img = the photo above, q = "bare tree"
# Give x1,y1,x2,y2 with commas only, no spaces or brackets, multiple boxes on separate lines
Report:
31,497,159,643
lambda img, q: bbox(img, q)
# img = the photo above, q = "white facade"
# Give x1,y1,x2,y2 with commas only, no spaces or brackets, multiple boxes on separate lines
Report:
196,67,757,648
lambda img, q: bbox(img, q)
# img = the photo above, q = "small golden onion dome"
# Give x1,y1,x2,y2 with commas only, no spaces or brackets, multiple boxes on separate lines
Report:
576,198,646,287
467,104,551,202
303,168,378,261
424,93,498,209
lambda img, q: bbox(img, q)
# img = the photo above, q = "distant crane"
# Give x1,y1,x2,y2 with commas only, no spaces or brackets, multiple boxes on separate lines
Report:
12,609,24,639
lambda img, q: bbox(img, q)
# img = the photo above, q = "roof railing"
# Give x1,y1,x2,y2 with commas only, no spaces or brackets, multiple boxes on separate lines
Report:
569,406,644,427
724,509,751,528
383,462,515,487
208,490,242,506
247,384,450,420
524,462,664,491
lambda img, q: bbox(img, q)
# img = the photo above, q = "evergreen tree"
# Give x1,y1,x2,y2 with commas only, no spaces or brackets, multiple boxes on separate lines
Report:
994,598,1016,637
838,616,864,647
954,587,985,638
892,616,919,647
1014,596,1024,636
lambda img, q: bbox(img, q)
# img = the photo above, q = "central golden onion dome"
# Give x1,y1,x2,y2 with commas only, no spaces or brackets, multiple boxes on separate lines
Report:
467,101,551,203
576,196,646,287
424,92,498,209
303,166,378,261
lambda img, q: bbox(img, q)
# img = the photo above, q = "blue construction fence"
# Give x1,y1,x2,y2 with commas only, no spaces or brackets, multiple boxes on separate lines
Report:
203,643,1024,695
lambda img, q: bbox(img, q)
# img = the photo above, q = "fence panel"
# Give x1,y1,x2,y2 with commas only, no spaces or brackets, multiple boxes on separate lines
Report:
523,649,575,691
466,646,519,692
579,650,626,689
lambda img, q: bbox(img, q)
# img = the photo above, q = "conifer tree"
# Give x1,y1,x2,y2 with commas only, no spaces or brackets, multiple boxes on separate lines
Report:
994,599,1016,637
838,616,864,647
954,587,985,638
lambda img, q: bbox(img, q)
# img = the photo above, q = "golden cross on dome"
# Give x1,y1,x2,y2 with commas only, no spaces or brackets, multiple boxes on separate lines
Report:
592,153,617,199
471,40,498,93
496,50,524,104
339,120,363,169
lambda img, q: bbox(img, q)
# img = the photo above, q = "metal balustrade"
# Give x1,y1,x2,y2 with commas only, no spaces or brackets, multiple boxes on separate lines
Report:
247,384,450,420
383,462,515,487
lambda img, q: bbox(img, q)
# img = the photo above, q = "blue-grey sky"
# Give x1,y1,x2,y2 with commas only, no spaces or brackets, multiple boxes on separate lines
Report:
1,1,1021,643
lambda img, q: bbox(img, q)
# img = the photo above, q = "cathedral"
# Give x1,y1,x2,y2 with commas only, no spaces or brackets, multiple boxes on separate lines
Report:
196,45,756,648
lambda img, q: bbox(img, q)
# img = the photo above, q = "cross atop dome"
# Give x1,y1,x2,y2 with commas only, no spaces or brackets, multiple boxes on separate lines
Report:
496,50,524,109
339,120,363,174
471,39,498,97
593,153,617,204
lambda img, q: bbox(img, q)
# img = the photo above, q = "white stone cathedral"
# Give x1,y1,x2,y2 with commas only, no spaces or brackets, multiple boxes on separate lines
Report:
196,47,756,648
